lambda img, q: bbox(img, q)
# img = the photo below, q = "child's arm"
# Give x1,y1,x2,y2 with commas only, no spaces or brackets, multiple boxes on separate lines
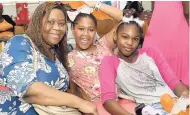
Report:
85,1,123,50
84,1,122,22
100,56,131,115
67,79,77,94
146,47,189,97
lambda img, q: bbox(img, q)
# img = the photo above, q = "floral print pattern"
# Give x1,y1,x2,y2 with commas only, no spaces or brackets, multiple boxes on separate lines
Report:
0,35,69,114
68,37,112,101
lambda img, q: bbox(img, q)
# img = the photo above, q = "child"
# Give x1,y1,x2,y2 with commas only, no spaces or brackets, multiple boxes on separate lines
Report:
68,1,122,101
99,16,189,115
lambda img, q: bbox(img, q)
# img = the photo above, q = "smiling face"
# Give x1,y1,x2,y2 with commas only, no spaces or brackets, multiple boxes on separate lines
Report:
72,16,96,50
116,23,140,57
41,8,67,48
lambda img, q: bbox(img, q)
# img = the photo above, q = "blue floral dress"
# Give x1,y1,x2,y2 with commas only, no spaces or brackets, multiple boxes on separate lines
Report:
0,35,69,115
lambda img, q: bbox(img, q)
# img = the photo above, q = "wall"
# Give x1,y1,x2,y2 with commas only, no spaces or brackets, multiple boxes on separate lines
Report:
142,1,152,11
2,3,39,20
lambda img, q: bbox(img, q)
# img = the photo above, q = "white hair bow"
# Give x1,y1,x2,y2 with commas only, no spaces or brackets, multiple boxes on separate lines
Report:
67,5,93,22
122,16,144,27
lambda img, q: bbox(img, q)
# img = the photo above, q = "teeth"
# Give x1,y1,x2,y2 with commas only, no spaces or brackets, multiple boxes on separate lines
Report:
82,39,87,42
81,39,88,44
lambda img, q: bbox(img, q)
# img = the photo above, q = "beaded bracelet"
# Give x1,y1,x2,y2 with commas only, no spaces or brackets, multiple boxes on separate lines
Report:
94,1,102,11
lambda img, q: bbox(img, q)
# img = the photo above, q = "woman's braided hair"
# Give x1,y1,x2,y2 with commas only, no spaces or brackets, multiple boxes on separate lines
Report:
25,2,69,70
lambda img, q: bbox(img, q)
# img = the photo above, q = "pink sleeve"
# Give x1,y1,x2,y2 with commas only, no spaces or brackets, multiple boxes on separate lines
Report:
143,47,181,90
99,56,119,104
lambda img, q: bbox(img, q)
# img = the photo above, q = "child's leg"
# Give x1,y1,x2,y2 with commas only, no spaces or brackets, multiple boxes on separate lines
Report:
118,99,136,115
93,99,136,115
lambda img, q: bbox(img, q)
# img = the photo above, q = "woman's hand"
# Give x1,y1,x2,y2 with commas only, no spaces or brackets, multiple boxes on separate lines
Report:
78,100,98,115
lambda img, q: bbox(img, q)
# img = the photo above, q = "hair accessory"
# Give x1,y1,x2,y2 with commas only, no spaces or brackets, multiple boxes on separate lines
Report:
122,16,144,27
67,5,93,21
94,1,102,11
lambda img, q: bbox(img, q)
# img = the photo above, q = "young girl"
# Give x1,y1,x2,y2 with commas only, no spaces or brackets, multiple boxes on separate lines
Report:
68,1,122,101
68,1,137,115
99,16,189,115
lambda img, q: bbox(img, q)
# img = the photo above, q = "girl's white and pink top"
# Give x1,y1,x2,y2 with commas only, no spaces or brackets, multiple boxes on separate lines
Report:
100,47,180,105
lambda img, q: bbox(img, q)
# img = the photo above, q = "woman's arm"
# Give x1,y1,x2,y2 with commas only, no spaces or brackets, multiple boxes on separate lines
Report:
23,82,86,108
23,82,98,115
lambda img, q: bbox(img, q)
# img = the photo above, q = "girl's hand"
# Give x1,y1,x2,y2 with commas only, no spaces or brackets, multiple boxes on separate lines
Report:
173,83,189,98
84,1,97,8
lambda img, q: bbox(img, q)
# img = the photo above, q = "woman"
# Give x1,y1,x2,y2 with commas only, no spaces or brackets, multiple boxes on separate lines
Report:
0,2,98,115
143,1,189,86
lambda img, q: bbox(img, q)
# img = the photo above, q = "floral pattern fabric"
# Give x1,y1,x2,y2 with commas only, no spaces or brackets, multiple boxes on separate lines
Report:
68,37,112,101
0,35,69,115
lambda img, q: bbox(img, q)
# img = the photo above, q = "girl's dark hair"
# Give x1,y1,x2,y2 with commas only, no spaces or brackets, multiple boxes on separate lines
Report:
116,13,144,46
71,13,97,28
25,2,69,70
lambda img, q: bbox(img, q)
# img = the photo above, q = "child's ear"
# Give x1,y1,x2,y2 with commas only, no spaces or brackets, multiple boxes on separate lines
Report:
71,23,75,35
71,27,75,35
